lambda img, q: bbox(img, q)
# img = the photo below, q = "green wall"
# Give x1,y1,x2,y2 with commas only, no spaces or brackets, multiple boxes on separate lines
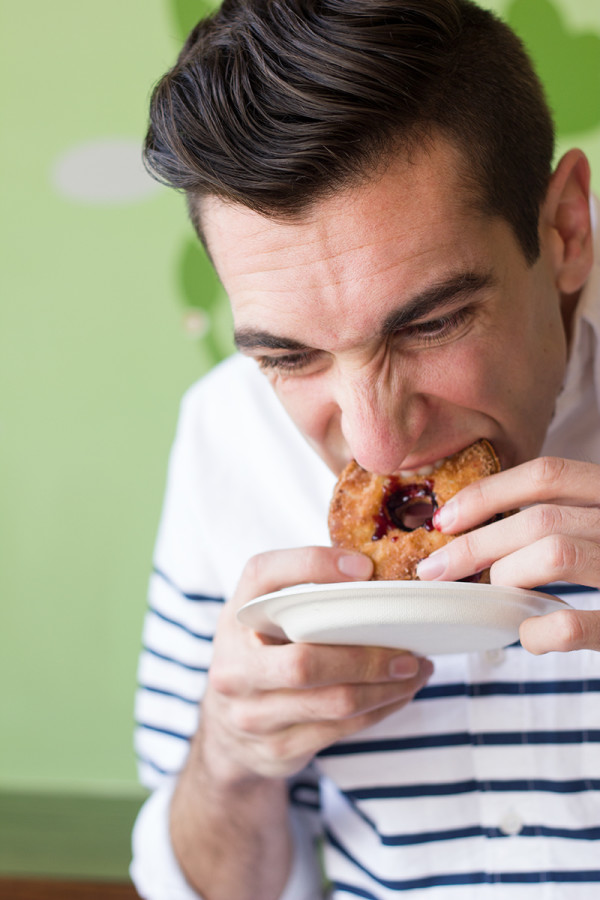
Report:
1,0,599,880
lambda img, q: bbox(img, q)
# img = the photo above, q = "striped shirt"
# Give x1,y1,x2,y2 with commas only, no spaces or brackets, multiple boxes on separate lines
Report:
131,210,600,899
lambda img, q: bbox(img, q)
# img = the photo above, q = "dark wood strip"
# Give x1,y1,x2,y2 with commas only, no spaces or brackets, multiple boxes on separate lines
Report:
0,878,141,899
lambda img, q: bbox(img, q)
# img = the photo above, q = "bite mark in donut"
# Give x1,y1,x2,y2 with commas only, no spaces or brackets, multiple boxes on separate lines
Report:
374,479,437,538
328,439,501,581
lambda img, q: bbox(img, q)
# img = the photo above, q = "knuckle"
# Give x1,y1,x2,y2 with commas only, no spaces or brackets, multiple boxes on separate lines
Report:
460,530,480,563
530,456,567,491
208,660,235,696
346,645,379,684
283,645,313,688
547,609,586,652
326,684,359,720
454,478,487,520
228,701,256,734
262,732,293,764
469,477,488,507
544,534,579,577
298,545,325,570
529,503,564,536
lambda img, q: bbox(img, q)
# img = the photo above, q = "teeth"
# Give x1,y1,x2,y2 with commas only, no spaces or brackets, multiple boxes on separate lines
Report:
416,465,435,476
399,458,446,478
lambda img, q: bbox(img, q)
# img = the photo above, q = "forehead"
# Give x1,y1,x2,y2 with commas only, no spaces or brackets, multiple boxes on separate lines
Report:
200,140,494,338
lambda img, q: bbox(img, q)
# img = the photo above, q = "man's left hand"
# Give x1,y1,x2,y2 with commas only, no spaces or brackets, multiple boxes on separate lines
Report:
415,456,600,654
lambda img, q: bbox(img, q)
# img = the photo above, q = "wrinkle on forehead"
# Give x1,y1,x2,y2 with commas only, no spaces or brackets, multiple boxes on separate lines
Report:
203,140,470,274
204,140,492,339
229,229,470,328
212,205,455,300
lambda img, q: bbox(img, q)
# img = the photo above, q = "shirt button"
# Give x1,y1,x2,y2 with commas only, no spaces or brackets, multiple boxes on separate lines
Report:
499,810,523,836
484,648,506,666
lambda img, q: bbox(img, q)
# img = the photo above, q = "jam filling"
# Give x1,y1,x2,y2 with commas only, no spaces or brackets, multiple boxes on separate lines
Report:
372,479,438,540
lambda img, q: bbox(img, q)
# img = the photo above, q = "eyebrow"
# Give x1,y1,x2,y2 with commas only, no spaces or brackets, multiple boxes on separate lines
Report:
233,270,496,353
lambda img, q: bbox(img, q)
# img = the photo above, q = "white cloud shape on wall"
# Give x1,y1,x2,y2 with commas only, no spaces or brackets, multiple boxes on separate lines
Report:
52,138,161,204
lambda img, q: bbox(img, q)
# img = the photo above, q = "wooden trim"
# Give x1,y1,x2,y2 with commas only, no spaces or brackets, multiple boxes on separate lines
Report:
0,878,141,899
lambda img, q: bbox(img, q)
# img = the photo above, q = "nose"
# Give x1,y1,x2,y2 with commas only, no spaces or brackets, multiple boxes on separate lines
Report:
336,370,419,475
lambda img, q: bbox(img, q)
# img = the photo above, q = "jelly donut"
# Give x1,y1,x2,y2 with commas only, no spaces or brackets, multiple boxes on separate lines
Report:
328,439,501,581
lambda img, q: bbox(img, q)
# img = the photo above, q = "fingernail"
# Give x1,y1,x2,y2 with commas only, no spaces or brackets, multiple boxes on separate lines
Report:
434,501,456,531
389,655,419,679
416,549,448,580
337,554,373,578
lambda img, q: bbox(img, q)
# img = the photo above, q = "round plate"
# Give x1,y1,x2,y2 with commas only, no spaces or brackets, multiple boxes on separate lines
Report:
237,581,568,655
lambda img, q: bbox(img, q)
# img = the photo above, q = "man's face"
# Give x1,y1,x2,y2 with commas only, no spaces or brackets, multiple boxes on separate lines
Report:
202,139,571,476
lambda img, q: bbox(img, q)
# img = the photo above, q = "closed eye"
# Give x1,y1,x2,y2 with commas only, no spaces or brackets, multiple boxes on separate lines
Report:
256,349,320,373
394,306,475,346
254,306,477,374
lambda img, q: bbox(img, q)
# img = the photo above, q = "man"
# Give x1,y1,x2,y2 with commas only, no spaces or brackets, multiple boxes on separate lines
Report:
131,1,600,897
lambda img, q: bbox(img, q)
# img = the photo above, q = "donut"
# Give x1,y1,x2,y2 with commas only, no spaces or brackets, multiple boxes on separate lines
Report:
328,439,501,581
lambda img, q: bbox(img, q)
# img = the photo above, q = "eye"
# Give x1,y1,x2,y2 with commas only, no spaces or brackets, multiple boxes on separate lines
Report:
397,307,474,346
256,350,319,374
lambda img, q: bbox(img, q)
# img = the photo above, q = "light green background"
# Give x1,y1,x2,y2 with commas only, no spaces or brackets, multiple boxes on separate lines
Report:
1,0,599,877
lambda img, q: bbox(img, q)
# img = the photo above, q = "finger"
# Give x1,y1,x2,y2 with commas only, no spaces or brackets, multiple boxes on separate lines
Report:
250,678,434,777
226,659,435,734
489,535,600,589
520,608,600,654
209,640,424,695
231,545,373,610
435,457,600,534
417,505,600,582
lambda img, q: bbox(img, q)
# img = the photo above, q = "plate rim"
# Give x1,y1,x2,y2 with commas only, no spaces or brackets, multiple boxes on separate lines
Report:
236,580,569,648
238,579,566,615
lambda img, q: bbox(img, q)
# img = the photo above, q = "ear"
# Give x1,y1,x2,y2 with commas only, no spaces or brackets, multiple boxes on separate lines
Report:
541,149,593,296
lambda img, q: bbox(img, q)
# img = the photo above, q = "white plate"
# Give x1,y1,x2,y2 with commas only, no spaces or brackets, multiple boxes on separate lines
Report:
237,581,569,655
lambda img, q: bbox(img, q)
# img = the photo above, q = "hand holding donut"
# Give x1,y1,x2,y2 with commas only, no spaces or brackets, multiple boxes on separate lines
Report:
415,456,600,654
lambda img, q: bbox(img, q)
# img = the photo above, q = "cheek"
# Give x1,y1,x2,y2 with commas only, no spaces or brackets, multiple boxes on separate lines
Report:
440,320,565,437
417,343,499,407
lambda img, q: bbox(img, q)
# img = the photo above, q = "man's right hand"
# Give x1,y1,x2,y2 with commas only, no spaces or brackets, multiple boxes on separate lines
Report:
170,547,432,900
200,546,434,783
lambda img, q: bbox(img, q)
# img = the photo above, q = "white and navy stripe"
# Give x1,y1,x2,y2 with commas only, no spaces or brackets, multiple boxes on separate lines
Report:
134,568,224,785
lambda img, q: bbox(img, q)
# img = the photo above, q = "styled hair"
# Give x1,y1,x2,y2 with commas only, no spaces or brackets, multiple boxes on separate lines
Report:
144,0,554,262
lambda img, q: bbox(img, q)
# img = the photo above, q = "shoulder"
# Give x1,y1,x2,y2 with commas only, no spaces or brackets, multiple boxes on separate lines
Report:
165,354,335,589
179,353,293,439
181,353,270,418
174,352,334,503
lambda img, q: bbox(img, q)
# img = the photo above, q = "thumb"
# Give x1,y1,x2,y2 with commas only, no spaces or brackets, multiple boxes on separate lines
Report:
520,608,600,655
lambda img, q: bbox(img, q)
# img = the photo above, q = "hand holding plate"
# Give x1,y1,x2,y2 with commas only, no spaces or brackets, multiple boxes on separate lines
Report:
200,545,432,784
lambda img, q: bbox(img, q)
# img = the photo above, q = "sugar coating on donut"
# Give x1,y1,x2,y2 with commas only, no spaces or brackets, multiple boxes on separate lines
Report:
328,439,500,581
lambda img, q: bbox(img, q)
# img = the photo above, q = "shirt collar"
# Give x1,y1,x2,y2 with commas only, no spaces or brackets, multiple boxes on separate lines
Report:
544,194,600,442
574,194,600,339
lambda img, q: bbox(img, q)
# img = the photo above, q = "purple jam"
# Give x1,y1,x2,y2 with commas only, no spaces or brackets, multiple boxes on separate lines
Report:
372,479,438,540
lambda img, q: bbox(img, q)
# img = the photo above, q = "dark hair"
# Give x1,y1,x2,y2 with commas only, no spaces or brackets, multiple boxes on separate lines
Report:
144,0,554,262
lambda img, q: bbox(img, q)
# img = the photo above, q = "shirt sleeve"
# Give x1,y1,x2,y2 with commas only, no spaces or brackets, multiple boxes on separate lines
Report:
133,387,223,790
131,383,325,899
130,780,326,900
